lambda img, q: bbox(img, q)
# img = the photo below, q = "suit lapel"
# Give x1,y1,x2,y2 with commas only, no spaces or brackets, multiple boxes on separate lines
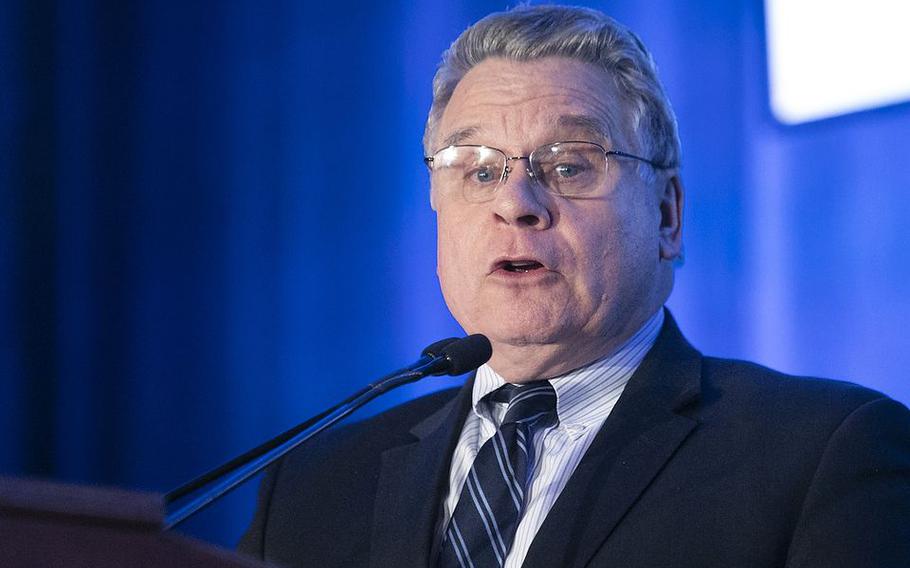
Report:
523,313,702,568
369,378,474,568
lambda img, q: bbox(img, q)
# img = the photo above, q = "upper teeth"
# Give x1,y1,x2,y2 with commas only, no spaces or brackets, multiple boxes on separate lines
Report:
506,260,539,272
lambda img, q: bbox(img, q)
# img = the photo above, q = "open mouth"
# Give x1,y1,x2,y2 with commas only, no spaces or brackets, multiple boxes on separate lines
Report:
498,259,545,273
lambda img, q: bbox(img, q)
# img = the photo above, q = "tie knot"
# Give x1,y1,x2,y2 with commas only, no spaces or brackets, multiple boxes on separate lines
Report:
489,381,557,426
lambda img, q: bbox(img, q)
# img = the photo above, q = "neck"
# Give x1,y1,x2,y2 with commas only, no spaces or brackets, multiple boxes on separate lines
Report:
488,341,614,383
488,310,661,383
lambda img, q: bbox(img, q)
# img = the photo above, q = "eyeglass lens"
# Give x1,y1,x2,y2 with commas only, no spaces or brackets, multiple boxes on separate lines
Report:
431,142,608,202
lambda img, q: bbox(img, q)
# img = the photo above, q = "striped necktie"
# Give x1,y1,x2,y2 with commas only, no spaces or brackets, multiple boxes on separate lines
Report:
438,381,558,568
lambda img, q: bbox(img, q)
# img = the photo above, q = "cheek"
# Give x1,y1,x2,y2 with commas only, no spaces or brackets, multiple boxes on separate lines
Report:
600,199,662,297
565,204,649,308
572,231,616,308
435,212,476,315
436,213,463,273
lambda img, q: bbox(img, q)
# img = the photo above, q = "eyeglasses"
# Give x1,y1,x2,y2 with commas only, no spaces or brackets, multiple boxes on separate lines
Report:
424,141,668,203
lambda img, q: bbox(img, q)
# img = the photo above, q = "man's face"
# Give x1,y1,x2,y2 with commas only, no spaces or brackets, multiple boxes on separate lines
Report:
431,57,681,379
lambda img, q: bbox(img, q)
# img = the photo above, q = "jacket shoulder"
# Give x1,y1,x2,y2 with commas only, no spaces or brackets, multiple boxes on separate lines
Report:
698,355,900,426
253,384,462,476
237,384,464,563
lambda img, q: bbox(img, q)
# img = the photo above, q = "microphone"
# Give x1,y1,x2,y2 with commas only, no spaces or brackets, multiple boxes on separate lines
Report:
164,334,491,529
442,334,492,375
394,333,491,379
421,337,459,357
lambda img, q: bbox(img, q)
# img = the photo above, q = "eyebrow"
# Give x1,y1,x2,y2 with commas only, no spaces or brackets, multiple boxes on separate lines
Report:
555,114,615,145
435,114,617,151
438,126,482,149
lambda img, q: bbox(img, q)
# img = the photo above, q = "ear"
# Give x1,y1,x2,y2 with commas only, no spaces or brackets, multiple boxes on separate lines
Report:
657,174,684,262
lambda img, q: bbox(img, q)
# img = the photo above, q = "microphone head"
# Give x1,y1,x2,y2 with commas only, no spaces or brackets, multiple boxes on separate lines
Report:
421,337,459,358
439,334,492,376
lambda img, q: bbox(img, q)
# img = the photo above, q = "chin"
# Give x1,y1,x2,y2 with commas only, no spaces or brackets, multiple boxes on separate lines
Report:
476,319,570,348
459,295,566,339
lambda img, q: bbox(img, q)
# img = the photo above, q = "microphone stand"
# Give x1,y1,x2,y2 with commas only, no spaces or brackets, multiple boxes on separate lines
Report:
163,340,476,529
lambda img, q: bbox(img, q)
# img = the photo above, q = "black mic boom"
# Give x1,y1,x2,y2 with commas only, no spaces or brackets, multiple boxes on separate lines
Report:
163,334,491,529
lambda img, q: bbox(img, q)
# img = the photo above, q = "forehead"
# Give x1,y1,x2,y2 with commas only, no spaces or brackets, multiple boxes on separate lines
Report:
436,57,632,151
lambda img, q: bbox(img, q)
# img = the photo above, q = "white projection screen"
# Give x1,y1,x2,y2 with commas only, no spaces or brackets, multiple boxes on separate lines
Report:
765,0,910,124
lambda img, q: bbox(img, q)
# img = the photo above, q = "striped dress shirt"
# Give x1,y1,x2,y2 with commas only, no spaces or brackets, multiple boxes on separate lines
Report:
439,309,664,567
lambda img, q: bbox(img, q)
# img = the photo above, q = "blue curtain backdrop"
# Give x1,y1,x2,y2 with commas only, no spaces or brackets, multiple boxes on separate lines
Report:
2,0,908,548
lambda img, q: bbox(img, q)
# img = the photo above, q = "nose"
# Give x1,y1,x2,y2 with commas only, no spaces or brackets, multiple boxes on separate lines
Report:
492,159,553,229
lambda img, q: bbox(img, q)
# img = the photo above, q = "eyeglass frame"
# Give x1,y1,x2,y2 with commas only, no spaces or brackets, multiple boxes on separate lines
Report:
423,140,671,201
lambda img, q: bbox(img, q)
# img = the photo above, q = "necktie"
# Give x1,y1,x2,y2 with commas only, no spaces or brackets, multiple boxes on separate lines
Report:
438,381,558,568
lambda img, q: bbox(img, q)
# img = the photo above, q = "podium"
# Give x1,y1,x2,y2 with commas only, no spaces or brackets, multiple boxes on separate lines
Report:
0,476,275,568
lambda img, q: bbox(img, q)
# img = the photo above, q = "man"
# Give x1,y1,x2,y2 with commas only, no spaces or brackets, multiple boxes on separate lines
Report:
239,5,910,567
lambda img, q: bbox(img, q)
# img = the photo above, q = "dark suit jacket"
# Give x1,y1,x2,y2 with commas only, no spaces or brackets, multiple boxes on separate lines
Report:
238,315,910,567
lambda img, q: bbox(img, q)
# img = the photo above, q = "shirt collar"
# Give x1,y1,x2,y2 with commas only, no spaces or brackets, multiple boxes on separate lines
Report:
472,309,665,429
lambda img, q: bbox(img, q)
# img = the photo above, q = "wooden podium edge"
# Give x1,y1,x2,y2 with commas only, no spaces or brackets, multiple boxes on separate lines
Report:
0,475,164,528
0,476,277,567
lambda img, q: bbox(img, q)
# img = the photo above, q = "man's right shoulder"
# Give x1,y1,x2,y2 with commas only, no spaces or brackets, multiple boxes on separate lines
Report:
279,384,464,470
238,384,467,562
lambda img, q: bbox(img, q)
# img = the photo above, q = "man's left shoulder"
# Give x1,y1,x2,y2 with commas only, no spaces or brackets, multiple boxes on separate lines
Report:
698,355,909,432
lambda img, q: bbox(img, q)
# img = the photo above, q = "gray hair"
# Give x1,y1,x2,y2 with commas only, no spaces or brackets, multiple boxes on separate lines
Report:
423,4,681,172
